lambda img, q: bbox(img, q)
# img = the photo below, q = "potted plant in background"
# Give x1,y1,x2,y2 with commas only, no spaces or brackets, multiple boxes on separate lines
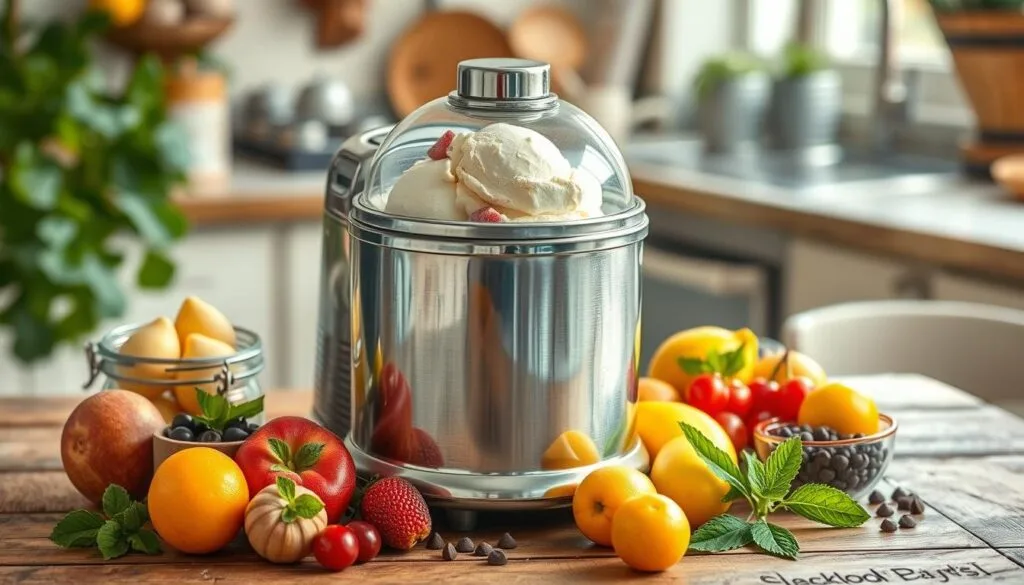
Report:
767,42,842,153
0,1,189,364
693,52,771,154
928,0,1024,176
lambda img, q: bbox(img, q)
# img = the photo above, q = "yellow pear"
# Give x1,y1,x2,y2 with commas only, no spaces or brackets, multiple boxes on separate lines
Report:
174,296,236,353
118,317,180,399
174,333,236,416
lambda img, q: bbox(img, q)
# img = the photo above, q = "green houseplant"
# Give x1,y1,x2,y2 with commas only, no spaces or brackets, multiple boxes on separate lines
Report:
767,42,842,151
692,52,771,153
0,2,189,364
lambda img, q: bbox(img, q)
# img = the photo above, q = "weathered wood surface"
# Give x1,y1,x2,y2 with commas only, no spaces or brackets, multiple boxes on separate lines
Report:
1,376,1023,583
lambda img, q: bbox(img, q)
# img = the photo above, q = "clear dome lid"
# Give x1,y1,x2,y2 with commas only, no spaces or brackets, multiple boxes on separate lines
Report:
354,59,640,240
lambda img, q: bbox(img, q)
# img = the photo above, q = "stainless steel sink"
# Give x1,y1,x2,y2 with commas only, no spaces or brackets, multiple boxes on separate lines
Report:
626,137,960,193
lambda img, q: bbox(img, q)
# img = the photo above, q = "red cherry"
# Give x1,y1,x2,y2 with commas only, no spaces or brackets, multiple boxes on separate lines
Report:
748,377,780,415
313,525,360,572
745,410,775,444
714,411,749,452
686,374,730,417
776,376,815,422
346,520,382,564
725,379,752,418
427,130,455,160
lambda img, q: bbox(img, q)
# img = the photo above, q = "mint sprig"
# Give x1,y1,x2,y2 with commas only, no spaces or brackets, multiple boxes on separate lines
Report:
680,423,870,560
678,342,747,377
194,387,264,432
275,476,324,524
50,484,162,559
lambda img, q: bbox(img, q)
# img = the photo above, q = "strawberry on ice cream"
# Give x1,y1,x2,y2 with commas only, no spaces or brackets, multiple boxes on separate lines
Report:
383,123,603,223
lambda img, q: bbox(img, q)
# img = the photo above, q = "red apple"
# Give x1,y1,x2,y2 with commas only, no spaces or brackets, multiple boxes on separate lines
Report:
234,416,356,522
60,390,166,504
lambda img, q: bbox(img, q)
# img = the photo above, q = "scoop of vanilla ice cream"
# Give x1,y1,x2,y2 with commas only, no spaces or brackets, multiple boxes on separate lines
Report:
384,159,465,221
449,123,595,217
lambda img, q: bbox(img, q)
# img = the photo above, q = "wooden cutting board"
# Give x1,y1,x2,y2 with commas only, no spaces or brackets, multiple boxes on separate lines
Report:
387,11,513,117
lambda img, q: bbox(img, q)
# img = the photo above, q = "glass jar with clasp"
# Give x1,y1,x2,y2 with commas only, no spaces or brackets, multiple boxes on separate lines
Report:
83,322,266,424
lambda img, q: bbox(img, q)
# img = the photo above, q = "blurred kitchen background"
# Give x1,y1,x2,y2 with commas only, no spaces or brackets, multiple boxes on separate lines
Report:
3,0,1024,405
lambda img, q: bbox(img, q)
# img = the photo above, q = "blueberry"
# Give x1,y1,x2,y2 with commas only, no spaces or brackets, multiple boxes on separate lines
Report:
813,427,831,441
171,414,194,431
247,423,261,433
223,427,249,442
170,427,194,442
225,418,247,431
163,427,172,438
819,469,836,482
198,429,222,443
800,432,814,442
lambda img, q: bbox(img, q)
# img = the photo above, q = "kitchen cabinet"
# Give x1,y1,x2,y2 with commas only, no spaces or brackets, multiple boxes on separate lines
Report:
783,238,931,317
283,221,325,390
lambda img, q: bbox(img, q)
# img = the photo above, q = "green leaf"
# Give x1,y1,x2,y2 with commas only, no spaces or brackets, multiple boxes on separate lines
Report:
96,520,129,560
679,422,751,503
751,519,799,560
269,438,292,466
743,451,767,499
293,494,325,520
49,510,105,548
688,514,754,553
705,348,724,373
137,249,175,289
678,356,708,376
227,395,265,422
115,192,176,249
782,484,871,528
276,476,297,503
102,485,131,517
293,442,325,472
762,436,803,501
155,121,191,172
196,389,229,426
81,253,126,318
10,143,62,210
36,216,77,249
721,485,746,503
280,507,297,524
127,530,162,555
720,342,747,377
114,502,148,533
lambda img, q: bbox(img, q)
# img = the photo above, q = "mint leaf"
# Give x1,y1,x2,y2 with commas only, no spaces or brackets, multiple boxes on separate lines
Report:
688,514,754,553
276,475,297,503
706,349,724,373
293,494,325,519
743,451,767,499
680,422,750,502
49,510,105,548
782,484,870,528
269,438,292,466
294,442,325,472
127,530,162,555
196,389,229,428
96,520,129,560
721,485,746,503
678,356,708,375
721,342,747,377
227,394,264,422
751,519,799,559
762,436,803,500
101,485,130,517
114,502,147,533
281,507,298,524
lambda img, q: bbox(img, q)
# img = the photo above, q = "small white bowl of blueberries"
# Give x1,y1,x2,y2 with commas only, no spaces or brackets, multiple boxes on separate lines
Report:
153,391,265,468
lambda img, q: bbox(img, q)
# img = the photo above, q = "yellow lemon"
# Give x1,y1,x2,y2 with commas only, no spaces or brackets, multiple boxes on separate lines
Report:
635,400,737,461
173,333,236,416
647,326,758,397
89,0,146,26
753,350,828,386
650,435,733,528
118,317,180,400
174,296,236,353
798,382,880,435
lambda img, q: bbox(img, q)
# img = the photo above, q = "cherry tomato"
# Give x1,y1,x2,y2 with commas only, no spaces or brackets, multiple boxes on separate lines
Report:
775,376,814,422
726,379,752,417
748,377,780,414
686,374,730,416
714,411,749,452
346,520,381,563
314,525,360,572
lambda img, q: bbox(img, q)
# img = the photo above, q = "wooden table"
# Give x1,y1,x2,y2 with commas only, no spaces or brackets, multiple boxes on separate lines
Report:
2,374,1023,583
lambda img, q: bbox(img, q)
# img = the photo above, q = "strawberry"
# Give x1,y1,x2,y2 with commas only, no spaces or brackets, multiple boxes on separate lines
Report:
427,130,455,160
469,207,504,223
409,428,444,468
359,476,432,550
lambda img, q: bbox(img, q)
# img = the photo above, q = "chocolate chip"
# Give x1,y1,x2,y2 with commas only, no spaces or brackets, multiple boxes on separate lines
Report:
876,503,895,517
496,532,517,549
426,532,444,550
868,490,886,505
899,515,917,529
442,543,457,561
456,537,475,553
910,497,926,515
892,487,908,500
880,518,898,533
487,549,508,566
474,542,493,557
897,497,912,511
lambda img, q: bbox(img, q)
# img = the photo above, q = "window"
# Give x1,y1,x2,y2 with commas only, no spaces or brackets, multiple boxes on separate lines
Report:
823,0,949,69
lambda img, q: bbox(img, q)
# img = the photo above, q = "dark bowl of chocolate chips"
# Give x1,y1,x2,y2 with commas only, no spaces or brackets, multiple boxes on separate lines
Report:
753,413,897,501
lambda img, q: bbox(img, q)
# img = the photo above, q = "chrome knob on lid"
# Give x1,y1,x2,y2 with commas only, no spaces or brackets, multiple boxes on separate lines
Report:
450,58,555,110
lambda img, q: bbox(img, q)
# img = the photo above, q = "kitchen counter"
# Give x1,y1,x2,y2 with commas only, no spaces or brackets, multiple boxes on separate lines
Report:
176,161,324,226
2,375,1024,582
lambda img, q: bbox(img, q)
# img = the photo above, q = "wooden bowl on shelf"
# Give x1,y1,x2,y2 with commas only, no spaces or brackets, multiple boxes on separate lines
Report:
105,17,235,59
991,154,1024,202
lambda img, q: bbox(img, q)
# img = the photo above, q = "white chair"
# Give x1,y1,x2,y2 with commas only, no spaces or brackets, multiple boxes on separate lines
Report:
782,300,1024,412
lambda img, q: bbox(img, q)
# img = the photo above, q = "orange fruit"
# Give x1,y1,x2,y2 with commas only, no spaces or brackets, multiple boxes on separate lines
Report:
647,327,758,398
173,333,236,416
752,350,827,386
572,465,656,547
650,435,733,528
798,382,879,435
118,317,180,399
611,493,690,572
635,400,736,460
89,0,145,26
541,430,601,470
638,377,680,402
175,296,236,352
148,447,249,554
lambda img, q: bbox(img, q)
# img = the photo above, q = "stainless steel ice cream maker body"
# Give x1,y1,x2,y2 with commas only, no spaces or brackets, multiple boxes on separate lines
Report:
314,58,649,512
